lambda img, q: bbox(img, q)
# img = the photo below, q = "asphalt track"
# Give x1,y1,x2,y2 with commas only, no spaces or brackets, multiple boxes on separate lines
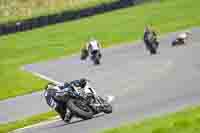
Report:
2,27,200,133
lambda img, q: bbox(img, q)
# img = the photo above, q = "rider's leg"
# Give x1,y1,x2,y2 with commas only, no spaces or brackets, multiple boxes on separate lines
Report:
155,39,159,48
55,104,65,120
64,108,73,122
55,102,72,122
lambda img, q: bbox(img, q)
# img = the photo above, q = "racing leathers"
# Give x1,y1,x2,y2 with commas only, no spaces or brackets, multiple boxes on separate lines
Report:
86,39,102,57
176,32,191,44
44,83,72,122
143,26,159,55
44,79,98,122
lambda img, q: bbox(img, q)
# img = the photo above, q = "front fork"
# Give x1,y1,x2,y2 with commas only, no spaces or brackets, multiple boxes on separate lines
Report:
90,96,107,113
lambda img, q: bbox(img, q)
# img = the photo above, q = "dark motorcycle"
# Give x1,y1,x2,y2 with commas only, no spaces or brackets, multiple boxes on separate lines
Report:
172,38,185,46
91,50,101,65
144,32,159,55
44,83,112,123
80,49,101,65
147,39,159,55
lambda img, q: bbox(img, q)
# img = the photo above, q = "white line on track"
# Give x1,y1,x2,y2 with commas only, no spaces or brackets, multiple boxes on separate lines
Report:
21,66,62,85
10,116,60,133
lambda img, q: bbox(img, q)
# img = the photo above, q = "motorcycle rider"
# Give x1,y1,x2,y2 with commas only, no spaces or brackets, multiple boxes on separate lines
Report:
69,78,102,109
44,82,73,122
176,31,191,44
143,25,159,54
44,78,99,122
86,37,102,58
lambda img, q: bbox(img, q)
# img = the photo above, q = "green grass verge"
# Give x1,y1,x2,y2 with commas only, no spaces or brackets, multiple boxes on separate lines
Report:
0,0,200,100
102,106,200,133
0,0,117,24
0,111,57,133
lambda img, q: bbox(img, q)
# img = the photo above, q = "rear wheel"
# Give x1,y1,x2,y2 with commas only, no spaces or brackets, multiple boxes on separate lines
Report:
149,45,157,54
67,99,93,120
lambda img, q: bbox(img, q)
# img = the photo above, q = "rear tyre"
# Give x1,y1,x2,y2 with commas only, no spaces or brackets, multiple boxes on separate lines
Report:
67,99,93,120
149,45,157,55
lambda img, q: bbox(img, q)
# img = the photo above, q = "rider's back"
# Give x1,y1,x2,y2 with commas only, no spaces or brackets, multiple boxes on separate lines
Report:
89,40,100,51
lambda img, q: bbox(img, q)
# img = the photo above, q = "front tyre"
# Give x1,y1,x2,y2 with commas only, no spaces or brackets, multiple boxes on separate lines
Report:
98,96,112,114
94,58,100,65
67,99,93,120
103,104,112,114
91,51,101,65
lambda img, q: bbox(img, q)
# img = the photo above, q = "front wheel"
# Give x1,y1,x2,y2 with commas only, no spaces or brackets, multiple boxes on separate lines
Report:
94,58,100,65
94,53,101,65
103,104,112,114
67,99,93,120
97,96,112,114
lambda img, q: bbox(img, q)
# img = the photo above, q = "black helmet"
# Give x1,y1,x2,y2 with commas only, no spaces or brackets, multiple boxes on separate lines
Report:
79,78,87,88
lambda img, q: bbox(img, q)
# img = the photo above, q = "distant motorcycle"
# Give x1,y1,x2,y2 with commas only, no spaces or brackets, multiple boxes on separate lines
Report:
146,35,159,55
172,38,186,46
172,32,191,46
44,83,112,122
81,48,102,65
91,51,101,65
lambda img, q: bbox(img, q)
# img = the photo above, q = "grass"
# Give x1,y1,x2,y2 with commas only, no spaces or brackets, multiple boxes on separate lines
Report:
0,0,117,24
0,0,200,100
102,106,200,133
0,111,57,133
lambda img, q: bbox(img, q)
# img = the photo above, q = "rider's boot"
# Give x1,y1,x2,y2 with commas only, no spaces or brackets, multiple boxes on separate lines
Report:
64,108,72,123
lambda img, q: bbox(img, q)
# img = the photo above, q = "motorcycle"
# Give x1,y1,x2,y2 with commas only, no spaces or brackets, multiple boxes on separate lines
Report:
81,48,102,65
44,83,112,123
144,32,159,55
91,50,101,65
146,38,159,55
172,38,185,46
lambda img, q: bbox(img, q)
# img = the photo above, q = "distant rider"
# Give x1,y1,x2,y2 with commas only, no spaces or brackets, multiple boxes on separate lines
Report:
176,31,191,44
143,25,159,52
87,38,102,56
81,38,102,60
